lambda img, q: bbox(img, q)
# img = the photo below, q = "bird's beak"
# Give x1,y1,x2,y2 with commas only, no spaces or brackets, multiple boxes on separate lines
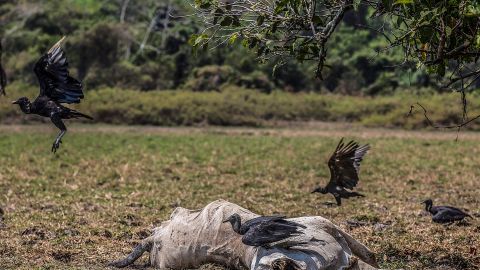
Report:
11,100,18,104
222,219,229,223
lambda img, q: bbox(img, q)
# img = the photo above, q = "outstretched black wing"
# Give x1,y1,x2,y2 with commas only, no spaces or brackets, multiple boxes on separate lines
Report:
0,42,6,95
242,218,305,247
241,215,286,234
327,138,370,190
33,37,84,104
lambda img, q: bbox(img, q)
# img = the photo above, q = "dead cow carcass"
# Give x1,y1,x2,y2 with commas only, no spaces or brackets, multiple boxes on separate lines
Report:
110,199,381,270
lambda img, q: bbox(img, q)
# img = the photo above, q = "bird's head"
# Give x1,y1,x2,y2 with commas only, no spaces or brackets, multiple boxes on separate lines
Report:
223,213,241,225
421,199,433,210
223,213,242,233
12,97,31,113
311,187,328,194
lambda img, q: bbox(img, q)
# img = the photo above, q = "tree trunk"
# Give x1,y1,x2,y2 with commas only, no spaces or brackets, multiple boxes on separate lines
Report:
0,41,6,95
119,0,130,23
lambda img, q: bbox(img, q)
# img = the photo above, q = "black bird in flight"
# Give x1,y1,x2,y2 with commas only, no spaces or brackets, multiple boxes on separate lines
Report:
223,214,306,248
12,37,92,153
422,199,472,224
312,138,370,206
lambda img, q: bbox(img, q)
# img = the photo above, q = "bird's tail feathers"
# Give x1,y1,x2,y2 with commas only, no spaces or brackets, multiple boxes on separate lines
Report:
71,110,93,120
290,221,307,229
280,220,307,230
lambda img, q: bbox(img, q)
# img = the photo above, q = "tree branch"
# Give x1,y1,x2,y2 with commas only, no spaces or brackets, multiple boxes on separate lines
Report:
120,0,131,23
0,41,6,96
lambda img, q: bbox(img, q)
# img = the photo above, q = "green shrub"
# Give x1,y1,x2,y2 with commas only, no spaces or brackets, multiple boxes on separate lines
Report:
3,82,480,129
184,65,235,91
237,71,273,93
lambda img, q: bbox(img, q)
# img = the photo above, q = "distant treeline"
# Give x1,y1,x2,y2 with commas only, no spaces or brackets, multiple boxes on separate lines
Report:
2,82,479,129
0,0,455,95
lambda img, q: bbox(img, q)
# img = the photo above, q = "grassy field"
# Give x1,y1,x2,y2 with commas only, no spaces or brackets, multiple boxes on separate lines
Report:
0,123,479,269
4,82,480,130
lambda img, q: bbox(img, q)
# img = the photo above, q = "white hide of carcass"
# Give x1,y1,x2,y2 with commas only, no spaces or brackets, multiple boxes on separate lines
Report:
110,200,382,270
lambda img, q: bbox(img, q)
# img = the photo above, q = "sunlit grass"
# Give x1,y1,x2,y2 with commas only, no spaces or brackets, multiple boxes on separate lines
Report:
0,125,479,269
3,82,480,130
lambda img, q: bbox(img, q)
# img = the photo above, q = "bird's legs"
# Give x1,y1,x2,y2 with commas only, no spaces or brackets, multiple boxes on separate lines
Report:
50,114,67,153
334,196,342,206
52,129,66,153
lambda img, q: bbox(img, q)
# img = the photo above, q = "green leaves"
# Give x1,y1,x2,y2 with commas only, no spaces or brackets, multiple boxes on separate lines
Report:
220,16,233,26
70,0,102,13
312,15,323,25
188,34,209,48
189,0,479,84
274,0,289,14
194,0,218,9
212,8,224,25
353,0,361,10
257,15,265,26
465,1,480,16
394,0,413,4
273,0,303,15
242,37,259,49
229,33,238,45
381,0,393,10
219,15,240,27
387,0,480,81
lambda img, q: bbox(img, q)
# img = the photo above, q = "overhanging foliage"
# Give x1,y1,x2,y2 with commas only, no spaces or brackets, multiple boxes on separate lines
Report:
192,0,480,86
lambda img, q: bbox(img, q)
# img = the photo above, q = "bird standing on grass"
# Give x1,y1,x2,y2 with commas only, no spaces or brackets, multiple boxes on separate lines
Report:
223,214,306,248
11,37,92,153
312,138,370,206
422,199,472,224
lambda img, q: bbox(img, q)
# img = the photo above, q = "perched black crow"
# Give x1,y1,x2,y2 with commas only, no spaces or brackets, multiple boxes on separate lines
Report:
223,214,306,248
12,37,92,153
422,199,472,224
312,138,370,206
0,42,6,95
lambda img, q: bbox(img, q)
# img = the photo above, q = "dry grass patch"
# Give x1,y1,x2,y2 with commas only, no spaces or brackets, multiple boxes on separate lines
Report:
0,125,479,269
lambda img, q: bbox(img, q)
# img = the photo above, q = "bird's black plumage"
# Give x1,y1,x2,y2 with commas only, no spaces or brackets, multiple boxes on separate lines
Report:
422,199,472,224
223,214,305,248
312,138,370,206
12,37,92,153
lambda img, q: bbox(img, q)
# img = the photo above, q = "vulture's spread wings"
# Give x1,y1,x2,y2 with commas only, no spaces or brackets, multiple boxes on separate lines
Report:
241,215,286,233
327,138,370,190
33,37,84,103
242,219,305,247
